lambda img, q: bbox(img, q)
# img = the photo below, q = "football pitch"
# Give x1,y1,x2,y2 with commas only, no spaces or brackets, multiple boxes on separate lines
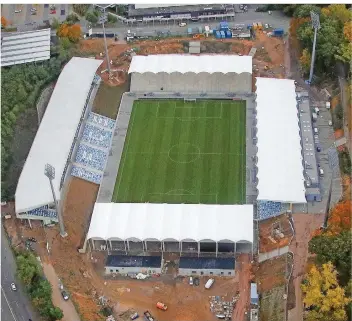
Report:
112,99,246,204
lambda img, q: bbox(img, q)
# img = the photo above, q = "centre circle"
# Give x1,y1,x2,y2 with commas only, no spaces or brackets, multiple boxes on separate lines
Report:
168,143,200,164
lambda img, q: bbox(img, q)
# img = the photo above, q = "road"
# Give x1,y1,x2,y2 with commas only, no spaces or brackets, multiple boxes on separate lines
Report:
84,8,290,40
1,225,37,321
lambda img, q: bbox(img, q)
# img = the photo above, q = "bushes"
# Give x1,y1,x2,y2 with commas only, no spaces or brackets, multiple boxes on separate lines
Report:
107,13,117,24
339,149,352,175
333,103,344,130
57,23,81,43
16,251,63,321
72,4,90,16
1,58,65,201
86,11,99,24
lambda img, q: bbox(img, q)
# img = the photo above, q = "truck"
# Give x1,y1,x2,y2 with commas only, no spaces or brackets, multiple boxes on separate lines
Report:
144,311,155,321
312,112,318,122
273,28,284,37
156,302,168,311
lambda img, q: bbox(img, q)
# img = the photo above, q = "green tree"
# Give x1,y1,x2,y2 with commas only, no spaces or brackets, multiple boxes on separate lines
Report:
72,4,90,16
309,231,352,286
108,13,117,23
16,253,41,287
85,12,98,24
293,4,321,18
51,18,60,30
47,306,64,321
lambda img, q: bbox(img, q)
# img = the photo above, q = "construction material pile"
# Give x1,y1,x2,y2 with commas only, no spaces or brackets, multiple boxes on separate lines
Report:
209,294,240,320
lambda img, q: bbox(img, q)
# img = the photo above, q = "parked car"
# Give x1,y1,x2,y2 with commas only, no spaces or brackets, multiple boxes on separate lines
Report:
328,120,332,126
268,10,272,15
264,23,269,29
194,277,200,286
61,290,69,301
179,22,187,27
11,283,17,291
14,9,22,13
189,277,193,285
28,237,37,242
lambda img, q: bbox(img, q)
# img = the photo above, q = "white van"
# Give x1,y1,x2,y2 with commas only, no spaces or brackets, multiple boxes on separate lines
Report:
319,168,324,177
314,127,318,134
314,107,320,115
205,278,215,289
326,102,331,109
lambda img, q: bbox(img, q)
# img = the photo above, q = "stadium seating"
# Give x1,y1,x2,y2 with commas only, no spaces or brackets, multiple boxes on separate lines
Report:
71,165,103,184
82,123,113,149
75,143,108,171
88,112,115,130
257,200,282,220
26,206,57,219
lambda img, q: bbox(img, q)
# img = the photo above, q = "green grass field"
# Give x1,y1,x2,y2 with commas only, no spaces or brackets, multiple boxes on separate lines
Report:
112,99,246,204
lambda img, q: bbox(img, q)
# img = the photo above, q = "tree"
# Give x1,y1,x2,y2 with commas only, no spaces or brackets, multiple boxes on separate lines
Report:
66,13,79,24
328,200,351,235
72,4,90,16
85,12,98,24
47,306,64,321
343,21,352,41
293,4,321,18
107,13,117,24
1,16,8,28
301,262,351,321
309,231,352,285
57,23,69,38
300,48,311,75
67,24,81,43
16,253,41,287
51,18,60,30
321,4,351,24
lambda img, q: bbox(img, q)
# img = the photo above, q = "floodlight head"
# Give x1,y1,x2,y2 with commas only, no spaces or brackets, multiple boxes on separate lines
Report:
310,11,321,29
44,163,55,180
98,13,108,24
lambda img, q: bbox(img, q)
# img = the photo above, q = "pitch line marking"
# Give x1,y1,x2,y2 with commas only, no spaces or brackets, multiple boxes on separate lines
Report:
114,109,137,199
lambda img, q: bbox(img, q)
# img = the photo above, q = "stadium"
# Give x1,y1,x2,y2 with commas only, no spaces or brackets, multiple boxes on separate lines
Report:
15,54,308,274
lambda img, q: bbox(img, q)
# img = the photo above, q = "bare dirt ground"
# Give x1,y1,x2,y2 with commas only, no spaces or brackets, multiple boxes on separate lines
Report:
259,214,293,253
6,177,246,321
254,254,292,321
79,32,286,87
287,213,325,321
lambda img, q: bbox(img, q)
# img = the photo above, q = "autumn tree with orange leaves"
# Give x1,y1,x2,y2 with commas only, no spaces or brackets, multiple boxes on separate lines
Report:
1,16,8,28
57,23,81,43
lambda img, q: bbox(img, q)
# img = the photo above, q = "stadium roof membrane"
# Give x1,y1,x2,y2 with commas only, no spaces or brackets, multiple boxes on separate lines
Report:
15,57,102,213
255,77,306,203
87,203,254,243
128,54,252,74
1,29,51,67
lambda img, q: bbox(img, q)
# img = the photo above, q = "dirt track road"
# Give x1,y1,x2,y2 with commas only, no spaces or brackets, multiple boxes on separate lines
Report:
43,263,81,321
232,254,251,321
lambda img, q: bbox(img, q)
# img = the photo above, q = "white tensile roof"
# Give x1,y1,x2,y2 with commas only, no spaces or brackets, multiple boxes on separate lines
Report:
128,55,252,74
87,203,254,243
15,57,102,213
1,29,51,67
255,77,306,203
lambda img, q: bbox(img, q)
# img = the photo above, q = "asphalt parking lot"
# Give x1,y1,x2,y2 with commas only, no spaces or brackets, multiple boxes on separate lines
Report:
1,3,69,30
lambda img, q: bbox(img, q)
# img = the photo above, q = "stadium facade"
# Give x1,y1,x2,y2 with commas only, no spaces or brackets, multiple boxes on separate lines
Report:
16,54,313,275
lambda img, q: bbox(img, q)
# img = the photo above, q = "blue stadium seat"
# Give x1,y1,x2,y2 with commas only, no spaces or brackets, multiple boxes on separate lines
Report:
81,123,113,149
26,206,57,219
87,112,115,130
257,200,282,220
75,143,108,171
71,165,103,184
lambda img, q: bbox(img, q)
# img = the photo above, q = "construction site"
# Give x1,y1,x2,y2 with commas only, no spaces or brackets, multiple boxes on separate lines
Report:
3,18,341,321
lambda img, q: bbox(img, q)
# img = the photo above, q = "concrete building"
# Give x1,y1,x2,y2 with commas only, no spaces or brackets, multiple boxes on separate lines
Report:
105,255,162,275
129,55,253,93
178,257,235,276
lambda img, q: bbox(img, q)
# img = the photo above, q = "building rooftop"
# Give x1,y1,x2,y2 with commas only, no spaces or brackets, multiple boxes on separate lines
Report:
179,257,235,270
106,255,162,268
1,29,51,67
128,4,231,17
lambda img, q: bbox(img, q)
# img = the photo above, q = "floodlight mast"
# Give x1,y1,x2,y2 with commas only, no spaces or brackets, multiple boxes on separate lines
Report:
97,6,111,75
44,163,67,238
308,11,320,84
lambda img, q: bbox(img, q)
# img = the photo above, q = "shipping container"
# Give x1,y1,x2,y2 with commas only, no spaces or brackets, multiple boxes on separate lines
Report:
225,30,232,38
273,28,284,36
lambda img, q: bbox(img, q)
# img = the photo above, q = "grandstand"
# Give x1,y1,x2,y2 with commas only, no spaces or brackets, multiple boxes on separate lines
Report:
129,55,253,93
255,77,307,220
15,57,103,222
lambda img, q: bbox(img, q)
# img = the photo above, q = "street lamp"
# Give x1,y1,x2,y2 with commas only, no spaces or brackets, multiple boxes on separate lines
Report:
44,164,67,238
308,11,321,85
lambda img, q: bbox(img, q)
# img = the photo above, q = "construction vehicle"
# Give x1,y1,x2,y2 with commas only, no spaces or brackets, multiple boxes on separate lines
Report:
156,302,168,311
130,312,139,320
193,33,204,39
143,311,155,321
